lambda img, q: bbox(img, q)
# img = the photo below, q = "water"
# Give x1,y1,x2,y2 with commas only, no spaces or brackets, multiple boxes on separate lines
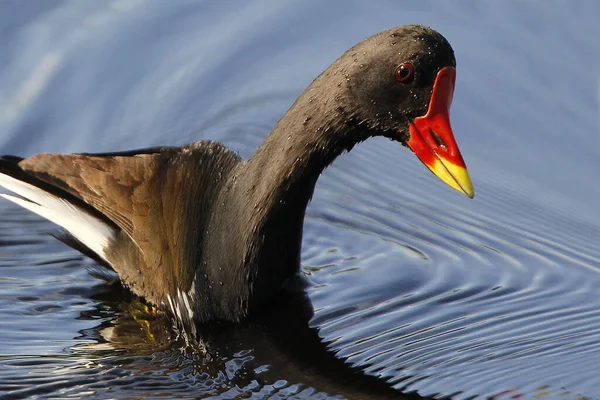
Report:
1,1,599,399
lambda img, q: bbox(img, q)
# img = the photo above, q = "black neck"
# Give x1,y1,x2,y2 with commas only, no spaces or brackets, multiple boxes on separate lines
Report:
238,80,368,308
201,70,371,321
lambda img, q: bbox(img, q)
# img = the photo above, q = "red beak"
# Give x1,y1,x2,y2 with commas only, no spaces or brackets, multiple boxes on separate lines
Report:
407,66,474,198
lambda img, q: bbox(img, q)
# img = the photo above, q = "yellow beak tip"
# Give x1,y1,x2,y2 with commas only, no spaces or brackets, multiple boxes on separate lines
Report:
464,186,475,199
427,158,474,199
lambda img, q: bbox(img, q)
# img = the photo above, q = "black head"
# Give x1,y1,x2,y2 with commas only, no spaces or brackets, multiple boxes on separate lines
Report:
341,24,456,135
325,24,473,197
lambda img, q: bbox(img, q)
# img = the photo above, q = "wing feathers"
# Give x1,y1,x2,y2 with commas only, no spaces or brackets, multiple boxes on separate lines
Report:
0,141,242,312
0,173,116,261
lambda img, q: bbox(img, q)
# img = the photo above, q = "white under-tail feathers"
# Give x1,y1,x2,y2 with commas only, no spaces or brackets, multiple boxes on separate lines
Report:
0,173,116,262
0,170,201,334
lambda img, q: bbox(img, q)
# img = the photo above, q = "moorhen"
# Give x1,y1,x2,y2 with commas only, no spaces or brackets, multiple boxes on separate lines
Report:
0,25,474,328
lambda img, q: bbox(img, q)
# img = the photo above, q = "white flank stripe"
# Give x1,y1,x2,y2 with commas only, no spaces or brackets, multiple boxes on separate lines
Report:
179,290,194,320
0,173,115,261
167,294,175,313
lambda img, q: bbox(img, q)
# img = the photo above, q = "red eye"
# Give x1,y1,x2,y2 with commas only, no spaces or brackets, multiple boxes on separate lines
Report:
395,63,414,83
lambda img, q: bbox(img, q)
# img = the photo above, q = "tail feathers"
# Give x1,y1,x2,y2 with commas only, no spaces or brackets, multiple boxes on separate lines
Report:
0,171,117,263
52,231,114,271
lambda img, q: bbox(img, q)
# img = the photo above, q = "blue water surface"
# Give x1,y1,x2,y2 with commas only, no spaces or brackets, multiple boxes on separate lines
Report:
1,1,599,399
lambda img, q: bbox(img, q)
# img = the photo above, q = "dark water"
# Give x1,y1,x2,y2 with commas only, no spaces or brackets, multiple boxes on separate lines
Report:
1,1,599,399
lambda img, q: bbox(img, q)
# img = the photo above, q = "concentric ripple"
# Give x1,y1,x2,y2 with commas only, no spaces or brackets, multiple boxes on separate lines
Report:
301,140,600,399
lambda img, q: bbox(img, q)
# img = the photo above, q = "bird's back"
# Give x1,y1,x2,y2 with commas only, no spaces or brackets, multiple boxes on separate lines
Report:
0,141,241,327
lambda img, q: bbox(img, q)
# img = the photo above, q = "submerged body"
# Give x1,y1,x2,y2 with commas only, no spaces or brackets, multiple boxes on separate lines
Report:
0,25,473,327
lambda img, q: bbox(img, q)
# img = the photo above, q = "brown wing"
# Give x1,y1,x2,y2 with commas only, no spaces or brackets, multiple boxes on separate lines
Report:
21,150,164,237
17,141,241,305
